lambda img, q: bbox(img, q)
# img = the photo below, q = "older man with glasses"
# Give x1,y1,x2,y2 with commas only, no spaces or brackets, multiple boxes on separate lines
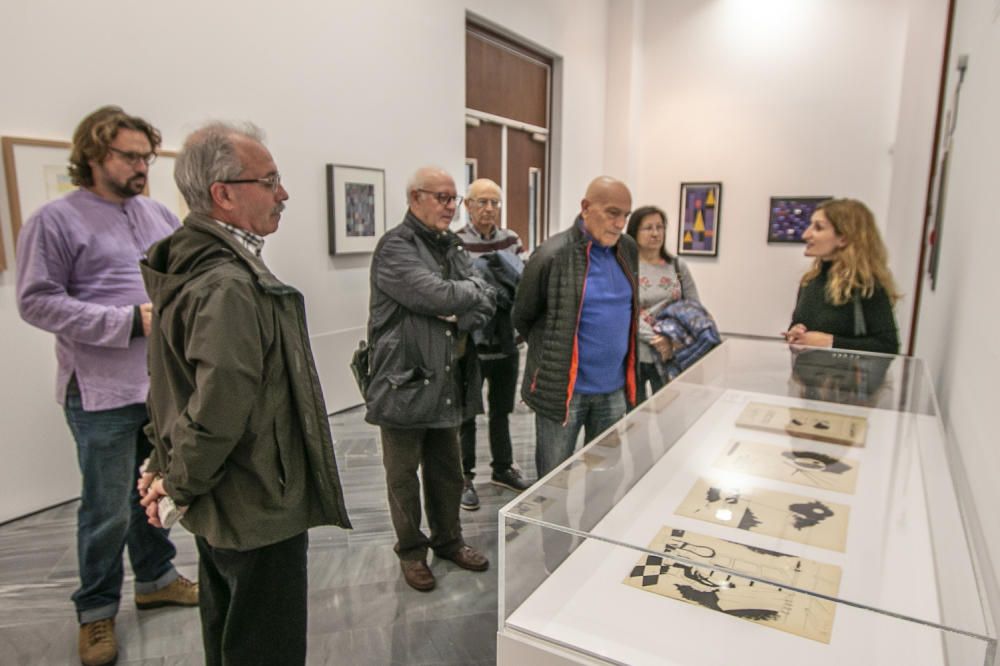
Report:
455,178,530,511
364,166,497,591
16,106,195,666
138,122,351,665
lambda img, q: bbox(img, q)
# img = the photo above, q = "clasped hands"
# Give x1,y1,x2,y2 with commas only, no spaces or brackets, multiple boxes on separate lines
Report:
137,471,186,528
783,323,834,349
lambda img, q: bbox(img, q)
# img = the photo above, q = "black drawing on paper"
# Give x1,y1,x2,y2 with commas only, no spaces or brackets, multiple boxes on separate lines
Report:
782,450,852,475
789,501,835,530
738,508,763,531
623,526,843,642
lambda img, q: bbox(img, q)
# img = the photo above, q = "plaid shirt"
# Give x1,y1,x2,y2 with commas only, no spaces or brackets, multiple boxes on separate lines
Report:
214,220,265,256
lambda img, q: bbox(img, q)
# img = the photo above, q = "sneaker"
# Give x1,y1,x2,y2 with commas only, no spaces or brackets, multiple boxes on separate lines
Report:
79,618,117,666
461,475,480,511
491,466,530,492
135,575,199,610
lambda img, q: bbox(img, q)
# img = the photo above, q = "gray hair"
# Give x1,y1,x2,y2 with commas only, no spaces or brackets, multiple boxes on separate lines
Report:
174,121,266,215
405,166,448,200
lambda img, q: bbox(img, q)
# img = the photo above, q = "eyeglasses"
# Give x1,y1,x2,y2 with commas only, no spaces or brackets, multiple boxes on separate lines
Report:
218,173,283,193
417,189,463,207
108,147,157,167
471,198,502,209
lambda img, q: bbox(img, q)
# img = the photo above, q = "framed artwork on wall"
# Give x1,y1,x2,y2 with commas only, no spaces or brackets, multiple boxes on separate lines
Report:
326,164,386,255
1,138,188,272
767,196,832,243
677,182,722,257
146,150,189,222
1,136,73,270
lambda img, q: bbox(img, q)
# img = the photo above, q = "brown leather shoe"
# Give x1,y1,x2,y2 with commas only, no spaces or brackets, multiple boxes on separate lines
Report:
400,559,436,591
135,575,199,610
437,545,489,572
79,618,117,666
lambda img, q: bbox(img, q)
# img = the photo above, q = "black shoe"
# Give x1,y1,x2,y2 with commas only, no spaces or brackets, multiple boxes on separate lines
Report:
461,475,480,511
491,467,530,492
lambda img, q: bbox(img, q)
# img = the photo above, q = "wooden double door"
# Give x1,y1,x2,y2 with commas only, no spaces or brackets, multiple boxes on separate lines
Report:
465,25,551,249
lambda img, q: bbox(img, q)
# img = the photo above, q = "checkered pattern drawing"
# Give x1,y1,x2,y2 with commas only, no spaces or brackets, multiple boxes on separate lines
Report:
623,526,842,643
629,555,673,587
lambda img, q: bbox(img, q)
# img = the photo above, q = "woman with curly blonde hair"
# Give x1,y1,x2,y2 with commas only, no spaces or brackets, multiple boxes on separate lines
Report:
783,198,900,353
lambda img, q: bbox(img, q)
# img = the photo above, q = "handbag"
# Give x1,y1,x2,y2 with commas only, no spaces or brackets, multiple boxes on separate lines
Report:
349,340,370,399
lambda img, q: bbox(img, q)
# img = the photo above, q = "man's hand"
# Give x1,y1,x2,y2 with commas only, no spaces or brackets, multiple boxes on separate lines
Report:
137,471,156,498
139,303,153,337
139,477,171,528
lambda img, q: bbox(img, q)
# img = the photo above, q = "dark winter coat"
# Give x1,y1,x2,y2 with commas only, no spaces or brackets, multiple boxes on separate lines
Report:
140,214,351,551
512,219,639,423
365,212,497,428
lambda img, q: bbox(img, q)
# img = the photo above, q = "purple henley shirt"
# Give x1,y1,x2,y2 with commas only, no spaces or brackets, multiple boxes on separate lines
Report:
16,188,180,411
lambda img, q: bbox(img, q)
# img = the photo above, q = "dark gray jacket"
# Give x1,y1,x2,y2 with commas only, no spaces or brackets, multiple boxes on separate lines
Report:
365,212,496,428
513,219,639,423
141,215,351,551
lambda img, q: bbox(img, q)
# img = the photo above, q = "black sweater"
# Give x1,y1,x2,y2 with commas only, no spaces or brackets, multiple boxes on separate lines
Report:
790,261,899,354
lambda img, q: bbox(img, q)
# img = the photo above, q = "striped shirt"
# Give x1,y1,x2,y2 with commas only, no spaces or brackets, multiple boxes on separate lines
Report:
456,224,524,260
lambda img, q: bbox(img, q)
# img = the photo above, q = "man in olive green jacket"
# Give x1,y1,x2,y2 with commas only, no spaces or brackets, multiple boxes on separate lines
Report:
138,122,350,666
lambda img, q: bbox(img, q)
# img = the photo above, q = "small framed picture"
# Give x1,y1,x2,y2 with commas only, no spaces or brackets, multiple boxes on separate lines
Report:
767,196,832,243
326,164,386,255
678,182,722,257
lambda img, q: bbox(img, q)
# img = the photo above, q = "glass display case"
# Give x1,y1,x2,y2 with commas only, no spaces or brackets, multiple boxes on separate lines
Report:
498,337,996,665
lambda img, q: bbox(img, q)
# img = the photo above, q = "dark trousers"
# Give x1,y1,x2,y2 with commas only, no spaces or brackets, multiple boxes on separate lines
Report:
460,353,518,477
197,532,309,666
380,426,464,561
636,361,666,405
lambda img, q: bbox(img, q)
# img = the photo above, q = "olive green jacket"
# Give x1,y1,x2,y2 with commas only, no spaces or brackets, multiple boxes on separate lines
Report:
140,214,351,551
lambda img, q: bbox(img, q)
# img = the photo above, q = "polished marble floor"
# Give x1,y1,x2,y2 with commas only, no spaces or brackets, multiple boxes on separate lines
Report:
0,403,538,665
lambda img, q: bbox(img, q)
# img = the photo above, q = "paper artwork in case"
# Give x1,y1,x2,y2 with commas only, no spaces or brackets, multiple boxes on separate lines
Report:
624,526,841,643
675,478,850,552
767,196,832,243
326,164,386,255
678,182,721,256
736,402,867,448
715,440,860,495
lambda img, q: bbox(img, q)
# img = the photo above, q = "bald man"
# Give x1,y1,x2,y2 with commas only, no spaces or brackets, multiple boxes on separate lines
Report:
455,179,529,511
513,177,639,477
365,167,497,591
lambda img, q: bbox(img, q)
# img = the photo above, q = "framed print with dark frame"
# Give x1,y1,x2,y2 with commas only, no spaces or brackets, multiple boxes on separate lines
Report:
677,182,722,257
767,196,832,243
326,164,386,255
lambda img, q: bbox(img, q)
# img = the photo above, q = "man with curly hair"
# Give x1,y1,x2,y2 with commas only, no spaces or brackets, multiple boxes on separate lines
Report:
16,106,196,666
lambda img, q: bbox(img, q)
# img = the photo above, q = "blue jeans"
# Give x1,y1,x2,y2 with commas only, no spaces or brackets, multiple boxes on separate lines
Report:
63,394,178,623
534,389,627,477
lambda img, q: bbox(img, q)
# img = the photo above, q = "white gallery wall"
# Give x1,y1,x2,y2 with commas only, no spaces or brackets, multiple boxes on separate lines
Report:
0,0,612,522
1,5,996,639
911,0,1000,637
626,0,915,337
